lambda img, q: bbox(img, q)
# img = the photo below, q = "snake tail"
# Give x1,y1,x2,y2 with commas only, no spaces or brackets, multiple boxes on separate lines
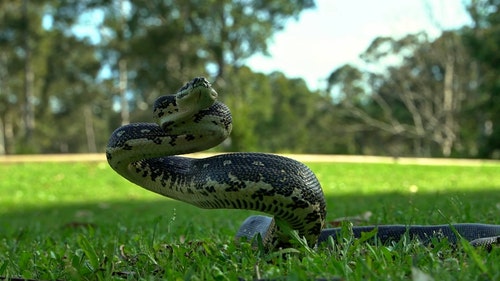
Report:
238,215,500,248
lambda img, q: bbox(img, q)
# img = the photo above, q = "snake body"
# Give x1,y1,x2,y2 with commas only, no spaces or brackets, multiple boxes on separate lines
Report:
107,77,500,249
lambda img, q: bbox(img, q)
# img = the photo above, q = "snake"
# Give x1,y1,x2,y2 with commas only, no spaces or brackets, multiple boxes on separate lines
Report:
106,77,500,249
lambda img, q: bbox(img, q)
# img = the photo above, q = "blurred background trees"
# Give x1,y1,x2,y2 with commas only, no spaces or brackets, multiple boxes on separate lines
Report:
0,0,498,158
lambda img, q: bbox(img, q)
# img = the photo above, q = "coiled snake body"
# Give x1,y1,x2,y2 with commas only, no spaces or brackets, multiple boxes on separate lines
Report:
107,77,500,249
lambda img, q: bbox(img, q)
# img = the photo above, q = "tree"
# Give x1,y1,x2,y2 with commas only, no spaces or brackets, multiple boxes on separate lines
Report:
328,32,481,157
186,0,315,79
463,0,500,158
36,31,106,152
0,0,318,154
93,0,315,130
0,0,47,153
0,0,113,153
256,72,321,153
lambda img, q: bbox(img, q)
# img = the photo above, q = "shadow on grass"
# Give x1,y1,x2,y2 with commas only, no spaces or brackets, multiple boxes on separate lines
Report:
1,187,499,241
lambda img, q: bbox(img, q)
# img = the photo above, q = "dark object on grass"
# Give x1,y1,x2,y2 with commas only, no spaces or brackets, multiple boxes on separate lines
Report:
236,215,500,250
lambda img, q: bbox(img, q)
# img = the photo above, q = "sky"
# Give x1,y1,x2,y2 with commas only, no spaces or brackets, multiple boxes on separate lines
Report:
61,0,473,91
246,0,473,90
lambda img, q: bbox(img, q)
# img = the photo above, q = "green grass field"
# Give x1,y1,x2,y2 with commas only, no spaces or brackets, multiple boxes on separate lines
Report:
1,160,500,280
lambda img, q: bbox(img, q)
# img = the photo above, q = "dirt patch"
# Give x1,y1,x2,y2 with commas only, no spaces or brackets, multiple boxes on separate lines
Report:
1,153,498,166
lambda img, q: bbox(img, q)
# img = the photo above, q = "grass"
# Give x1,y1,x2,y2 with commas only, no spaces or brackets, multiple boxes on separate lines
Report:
0,160,500,280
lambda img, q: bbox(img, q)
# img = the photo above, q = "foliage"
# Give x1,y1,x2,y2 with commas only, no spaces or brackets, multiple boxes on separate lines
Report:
222,69,339,153
463,0,500,158
328,32,484,158
1,1,500,158
0,0,317,155
1,160,500,279
325,1,500,158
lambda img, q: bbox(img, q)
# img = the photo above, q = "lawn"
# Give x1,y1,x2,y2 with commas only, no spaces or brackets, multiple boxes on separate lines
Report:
0,159,499,280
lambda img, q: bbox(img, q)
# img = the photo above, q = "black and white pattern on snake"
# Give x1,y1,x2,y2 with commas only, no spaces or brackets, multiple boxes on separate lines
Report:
107,77,500,249
118,153,326,244
107,77,326,246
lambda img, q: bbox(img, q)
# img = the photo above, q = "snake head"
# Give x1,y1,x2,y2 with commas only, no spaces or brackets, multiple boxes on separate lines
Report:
176,77,218,110
153,77,219,131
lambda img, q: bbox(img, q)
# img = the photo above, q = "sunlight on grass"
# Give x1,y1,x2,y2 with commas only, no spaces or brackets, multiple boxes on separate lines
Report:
0,162,160,210
309,162,500,195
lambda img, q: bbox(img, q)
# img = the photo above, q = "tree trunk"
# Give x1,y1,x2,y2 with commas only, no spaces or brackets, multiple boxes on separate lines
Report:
119,58,129,125
441,57,455,157
0,117,5,155
3,113,15,154
84,105,97,153
22,0,35,147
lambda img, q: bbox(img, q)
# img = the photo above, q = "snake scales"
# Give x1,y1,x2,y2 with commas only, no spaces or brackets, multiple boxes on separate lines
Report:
106,77,500,249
